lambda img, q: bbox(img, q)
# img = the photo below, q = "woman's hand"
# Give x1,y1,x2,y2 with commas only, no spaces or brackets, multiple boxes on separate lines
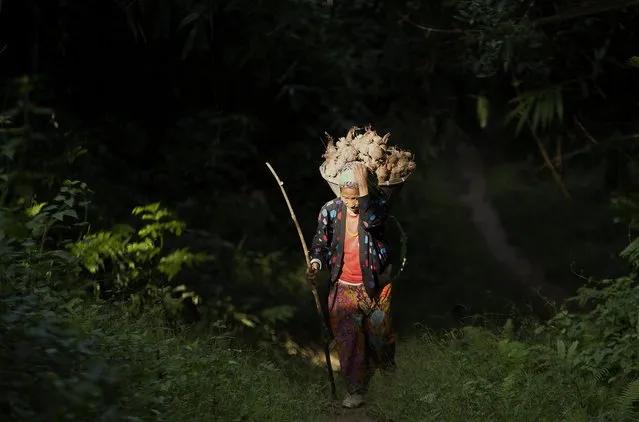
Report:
306,262,320,286
353,163,369,197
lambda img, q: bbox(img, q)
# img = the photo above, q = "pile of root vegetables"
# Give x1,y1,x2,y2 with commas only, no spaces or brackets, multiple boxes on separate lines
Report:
321,126,416,183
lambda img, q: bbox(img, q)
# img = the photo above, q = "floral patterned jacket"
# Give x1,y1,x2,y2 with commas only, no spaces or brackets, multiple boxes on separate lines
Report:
309,194,391,298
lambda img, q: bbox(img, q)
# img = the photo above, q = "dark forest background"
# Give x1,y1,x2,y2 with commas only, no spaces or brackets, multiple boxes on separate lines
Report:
3,0,639,420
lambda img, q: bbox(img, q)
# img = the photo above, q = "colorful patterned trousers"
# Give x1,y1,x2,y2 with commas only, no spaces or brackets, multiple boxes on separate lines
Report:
328,281,396,395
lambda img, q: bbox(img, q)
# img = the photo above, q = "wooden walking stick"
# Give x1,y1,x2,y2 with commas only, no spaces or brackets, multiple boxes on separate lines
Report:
265,162,337,399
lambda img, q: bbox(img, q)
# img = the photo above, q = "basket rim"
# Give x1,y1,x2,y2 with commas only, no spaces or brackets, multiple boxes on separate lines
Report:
319,163,411,187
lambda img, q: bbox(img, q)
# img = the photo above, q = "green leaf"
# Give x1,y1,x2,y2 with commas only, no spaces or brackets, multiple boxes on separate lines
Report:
0,107,20,118
556,339,566,359
567,340,579,360
1,137,23,160
64,209,79,219
476,96,489,129
531,99,541,132
181,26,198,60
261,305,295,322
52,209,78,221
125,8,139,42
555,90,564,122
239,317,256,328
32,107,54,116
178,12,200,31
26,202,48,217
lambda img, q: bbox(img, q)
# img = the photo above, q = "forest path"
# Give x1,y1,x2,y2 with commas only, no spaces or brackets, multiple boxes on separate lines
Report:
455,142,565,303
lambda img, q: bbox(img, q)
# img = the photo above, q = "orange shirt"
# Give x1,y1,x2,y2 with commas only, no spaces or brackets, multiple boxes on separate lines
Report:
339,213,363,284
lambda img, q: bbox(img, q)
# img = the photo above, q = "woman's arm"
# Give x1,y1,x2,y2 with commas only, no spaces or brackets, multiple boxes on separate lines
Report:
353,163,388,230
358,194,388,230
309,204,332,269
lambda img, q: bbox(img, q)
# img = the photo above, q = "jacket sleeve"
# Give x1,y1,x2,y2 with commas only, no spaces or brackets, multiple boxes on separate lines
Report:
358,194,388,231
309,204,332,268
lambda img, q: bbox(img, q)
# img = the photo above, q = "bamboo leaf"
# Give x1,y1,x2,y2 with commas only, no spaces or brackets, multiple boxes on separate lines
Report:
178,12,200,31
555,90,564,123
181,26,198,60
531,98,541,133
476,96,489,129
124,8,139,42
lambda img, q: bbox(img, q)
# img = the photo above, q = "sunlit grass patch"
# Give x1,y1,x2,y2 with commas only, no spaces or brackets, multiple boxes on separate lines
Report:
368,327,614,421
73,305,331,422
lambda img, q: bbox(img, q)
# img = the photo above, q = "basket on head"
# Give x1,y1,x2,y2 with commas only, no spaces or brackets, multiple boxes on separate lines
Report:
319,163,410,206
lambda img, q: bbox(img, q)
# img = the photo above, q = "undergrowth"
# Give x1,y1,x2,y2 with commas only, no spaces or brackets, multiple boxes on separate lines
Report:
370,327,619,421
4,176,639,421
4,85,639,422
72,303,330,422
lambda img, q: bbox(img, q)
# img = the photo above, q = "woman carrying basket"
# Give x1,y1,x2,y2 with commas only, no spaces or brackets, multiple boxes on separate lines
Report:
307,161,396,409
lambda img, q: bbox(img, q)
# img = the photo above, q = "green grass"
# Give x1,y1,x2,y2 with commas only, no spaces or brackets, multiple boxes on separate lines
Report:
11,152,633,422
71,304,332,422
66,302,626,422
368,327,617,422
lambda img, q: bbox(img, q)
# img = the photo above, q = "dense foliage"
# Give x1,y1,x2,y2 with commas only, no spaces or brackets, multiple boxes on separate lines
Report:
3,0,639,420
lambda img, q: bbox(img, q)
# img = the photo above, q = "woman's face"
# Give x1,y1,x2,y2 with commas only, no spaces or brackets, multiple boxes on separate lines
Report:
340,187,360,214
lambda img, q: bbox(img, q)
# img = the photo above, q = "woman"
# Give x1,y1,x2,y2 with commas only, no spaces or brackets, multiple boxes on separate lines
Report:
307,162,396,409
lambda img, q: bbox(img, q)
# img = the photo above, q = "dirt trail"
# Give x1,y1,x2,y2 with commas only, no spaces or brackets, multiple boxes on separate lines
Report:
455,142,564,303
284,341,377,421
329,408,375,422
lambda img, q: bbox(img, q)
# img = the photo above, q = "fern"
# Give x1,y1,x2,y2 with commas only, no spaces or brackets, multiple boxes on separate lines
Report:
620,237,639,270
615,378,639,420
68,202,211,312
594,367,611,384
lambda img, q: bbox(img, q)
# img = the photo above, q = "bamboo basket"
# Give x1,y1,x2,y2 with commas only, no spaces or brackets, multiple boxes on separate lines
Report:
319,163,410,204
